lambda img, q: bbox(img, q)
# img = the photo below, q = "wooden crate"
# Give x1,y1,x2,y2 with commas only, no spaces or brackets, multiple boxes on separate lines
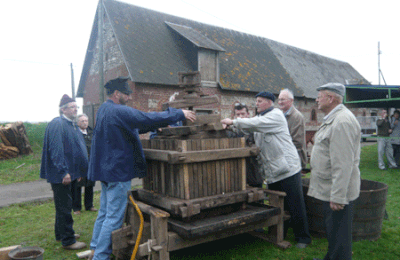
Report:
141,138,257,200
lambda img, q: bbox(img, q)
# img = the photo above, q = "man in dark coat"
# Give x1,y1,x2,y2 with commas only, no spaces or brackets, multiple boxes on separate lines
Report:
40,94,88,250
71,114,97,214
87,77,196,260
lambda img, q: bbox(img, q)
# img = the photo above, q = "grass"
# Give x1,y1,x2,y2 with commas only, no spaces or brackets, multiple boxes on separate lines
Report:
0,122,46,184
1,125,400,259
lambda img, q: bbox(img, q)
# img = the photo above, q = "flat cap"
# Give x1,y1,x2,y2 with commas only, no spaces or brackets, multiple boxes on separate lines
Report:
317,83,345,97
255,91,276,102
104,76,132,95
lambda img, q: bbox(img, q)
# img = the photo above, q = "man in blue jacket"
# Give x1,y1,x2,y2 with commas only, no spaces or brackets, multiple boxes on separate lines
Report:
40,94,88,250
88,77,196,260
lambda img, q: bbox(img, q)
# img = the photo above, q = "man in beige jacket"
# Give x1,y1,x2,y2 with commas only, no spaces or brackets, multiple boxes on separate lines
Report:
278,89,307,170
309,83,361,260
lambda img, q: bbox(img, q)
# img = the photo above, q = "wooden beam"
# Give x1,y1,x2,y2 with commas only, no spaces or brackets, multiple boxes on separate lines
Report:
143,147,260,164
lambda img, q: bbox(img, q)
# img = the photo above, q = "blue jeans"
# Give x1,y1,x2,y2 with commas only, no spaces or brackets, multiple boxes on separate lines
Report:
91,181,131,260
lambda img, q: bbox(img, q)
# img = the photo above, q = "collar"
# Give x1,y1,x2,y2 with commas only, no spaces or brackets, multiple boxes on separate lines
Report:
62,114,74,122
259,106,274,116
323,104,343,121
80,128,88,134
284,106,293,116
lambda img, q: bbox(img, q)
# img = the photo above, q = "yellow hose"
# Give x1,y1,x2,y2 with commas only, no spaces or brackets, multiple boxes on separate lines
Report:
129,195,144,260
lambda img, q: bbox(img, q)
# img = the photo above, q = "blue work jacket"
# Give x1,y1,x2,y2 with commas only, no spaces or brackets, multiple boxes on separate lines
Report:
88,100,185,182
40,116,88,183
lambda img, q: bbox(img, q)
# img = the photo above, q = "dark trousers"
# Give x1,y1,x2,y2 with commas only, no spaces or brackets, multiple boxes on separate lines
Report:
71,181,94,211
268,172,312,244
323,200,355,260
51,182,76,246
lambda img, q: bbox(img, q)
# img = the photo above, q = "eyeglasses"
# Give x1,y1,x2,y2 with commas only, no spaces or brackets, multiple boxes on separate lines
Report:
234,102,246,107
66,105,79,109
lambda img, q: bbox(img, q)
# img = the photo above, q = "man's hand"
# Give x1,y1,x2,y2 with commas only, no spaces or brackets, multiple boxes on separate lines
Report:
182,110,196,122
221,118,233,126
330,201,345,211
62,173,71,185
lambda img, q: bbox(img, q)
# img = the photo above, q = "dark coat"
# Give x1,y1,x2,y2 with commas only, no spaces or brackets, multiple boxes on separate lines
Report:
40,116,88,183
88,100,185,182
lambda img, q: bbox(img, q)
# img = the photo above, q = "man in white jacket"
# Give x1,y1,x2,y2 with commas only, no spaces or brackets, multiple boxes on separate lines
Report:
221,91,311,249
308,83,361,260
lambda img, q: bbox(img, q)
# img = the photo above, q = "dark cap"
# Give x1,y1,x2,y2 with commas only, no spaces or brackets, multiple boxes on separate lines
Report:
316,83,345,97
104,76,132,95
59,94,75,107
255,91,276,102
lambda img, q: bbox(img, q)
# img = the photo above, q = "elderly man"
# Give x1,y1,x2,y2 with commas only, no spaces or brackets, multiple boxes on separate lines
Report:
40,94,87,250
309,83,361,260
88,77,195,260
71,114,97,215
221,91,311,249
278,89,307,170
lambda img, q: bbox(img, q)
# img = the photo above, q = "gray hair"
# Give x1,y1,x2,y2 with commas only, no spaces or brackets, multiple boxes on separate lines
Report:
280,89,294,100
77,114,88,120
59,103,70,116
325,90,343,103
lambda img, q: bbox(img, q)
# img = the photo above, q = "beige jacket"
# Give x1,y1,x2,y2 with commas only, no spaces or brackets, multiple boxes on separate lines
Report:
308,105,361,204
285,106,307,169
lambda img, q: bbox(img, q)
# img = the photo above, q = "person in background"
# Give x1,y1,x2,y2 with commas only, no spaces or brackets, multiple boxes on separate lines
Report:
40,94,87,250
226,102,263,188
309,83,361,260
278,89,307,171
221,91,311,249
390,110,400,166
376,109,396,170
149,92,182,139
87,77,196,260
71,114,97,214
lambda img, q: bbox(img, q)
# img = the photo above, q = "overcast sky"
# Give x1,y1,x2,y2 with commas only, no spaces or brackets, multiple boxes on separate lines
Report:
1,0,399,122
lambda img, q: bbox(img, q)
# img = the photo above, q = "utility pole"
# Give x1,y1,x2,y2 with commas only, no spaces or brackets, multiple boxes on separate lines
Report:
98,0,105,103
70,63,76,99
378,42,387,85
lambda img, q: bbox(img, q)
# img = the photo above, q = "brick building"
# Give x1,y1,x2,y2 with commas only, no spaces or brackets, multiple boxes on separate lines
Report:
77,0,370,142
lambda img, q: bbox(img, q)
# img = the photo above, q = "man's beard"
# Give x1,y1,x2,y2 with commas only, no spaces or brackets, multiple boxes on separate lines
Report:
119,96,127,105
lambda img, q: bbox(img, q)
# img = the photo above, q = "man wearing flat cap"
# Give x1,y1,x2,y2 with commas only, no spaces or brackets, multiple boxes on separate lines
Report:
87,76,196,260
221,91,311,249
309,83,361,260
40,94,88,250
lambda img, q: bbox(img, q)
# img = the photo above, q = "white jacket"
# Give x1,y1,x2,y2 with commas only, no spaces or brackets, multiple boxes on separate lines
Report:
233,108,301,184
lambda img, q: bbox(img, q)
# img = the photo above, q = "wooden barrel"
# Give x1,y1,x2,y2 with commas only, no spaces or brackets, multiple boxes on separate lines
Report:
302,178,388,241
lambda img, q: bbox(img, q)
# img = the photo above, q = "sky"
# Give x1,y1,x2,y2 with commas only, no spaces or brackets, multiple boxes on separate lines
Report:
1,0,399,122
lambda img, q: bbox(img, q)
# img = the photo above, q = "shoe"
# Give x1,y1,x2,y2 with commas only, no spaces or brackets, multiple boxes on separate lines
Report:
296,243,308,249
56,233,80,242
389,165,400,169
379,167,386,170
88,250,95,260
62,241,86,250
73,211,81,215
87,207,98,212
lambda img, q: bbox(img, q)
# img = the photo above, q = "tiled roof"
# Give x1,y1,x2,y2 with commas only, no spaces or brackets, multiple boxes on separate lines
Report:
77,0,368,99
